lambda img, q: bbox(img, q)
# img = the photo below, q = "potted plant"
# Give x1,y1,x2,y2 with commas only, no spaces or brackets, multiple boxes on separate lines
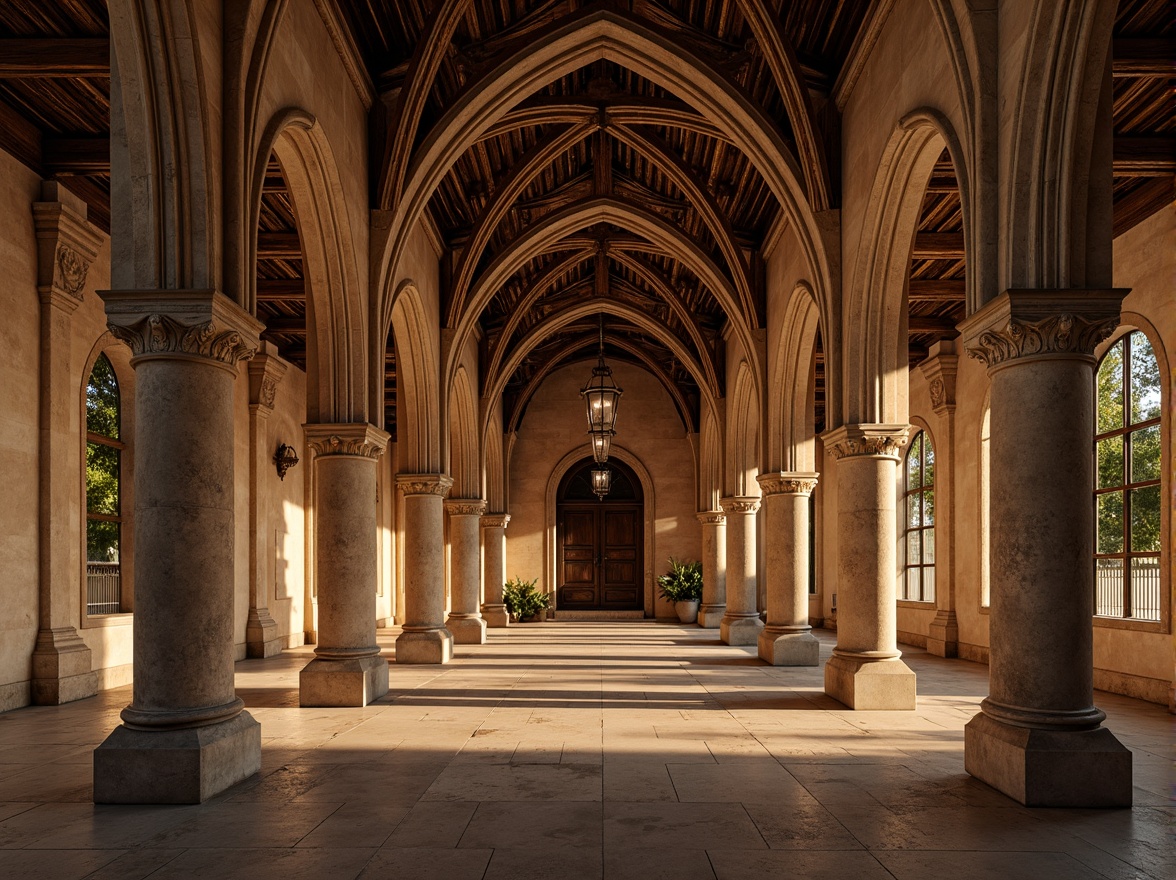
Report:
657,558,703,623
503,576,550,622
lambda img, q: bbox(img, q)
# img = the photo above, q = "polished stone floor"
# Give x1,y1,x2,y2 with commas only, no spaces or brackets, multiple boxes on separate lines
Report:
0,622,1172,879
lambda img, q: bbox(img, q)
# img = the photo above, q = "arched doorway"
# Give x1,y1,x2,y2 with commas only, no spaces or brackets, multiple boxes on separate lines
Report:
556,458,644,612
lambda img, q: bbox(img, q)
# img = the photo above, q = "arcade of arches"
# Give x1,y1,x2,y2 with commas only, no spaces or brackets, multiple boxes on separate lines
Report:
0,0,1173,848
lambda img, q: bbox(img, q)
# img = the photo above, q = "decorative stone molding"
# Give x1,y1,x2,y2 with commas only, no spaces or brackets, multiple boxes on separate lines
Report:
101,289,265,370
821,424,910,461
918,340,959,416
757,472,820,496
305,423,389,459
397,473,454,497
33,184,103,312
445,499,487,517
481,513,511,530
959,289,1127,370
696,511,726,525
719,496,760,514
248,343,289,414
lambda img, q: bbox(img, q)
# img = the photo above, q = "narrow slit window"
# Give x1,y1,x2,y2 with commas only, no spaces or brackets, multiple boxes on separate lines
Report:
86,354,124,615
901,431,935,602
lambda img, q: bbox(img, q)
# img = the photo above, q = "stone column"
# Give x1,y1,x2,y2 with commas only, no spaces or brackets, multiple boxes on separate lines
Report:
446,499,488,644
397,474,455,663
94,290,263,804
31,186,102,705
756,473,820,666
244,345,287,658
481,513,511,627
960,290,1131,807
919,342,960,657
719,497,763,645
696,511,726,628
822,424,916,710
300,424,390,707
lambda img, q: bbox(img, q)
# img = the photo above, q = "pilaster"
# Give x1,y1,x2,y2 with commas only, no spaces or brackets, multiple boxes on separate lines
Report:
31,184,103,704
959,289,1131,807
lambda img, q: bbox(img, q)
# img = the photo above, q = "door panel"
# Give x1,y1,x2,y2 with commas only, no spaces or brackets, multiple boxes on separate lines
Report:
558,503,643,611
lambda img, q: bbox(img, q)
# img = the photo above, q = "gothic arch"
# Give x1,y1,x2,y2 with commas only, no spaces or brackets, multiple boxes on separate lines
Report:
447,365,480,499
769,283,822,473
699,402,724,513
252,109,368,423
726,361,759,496
390,281,441,473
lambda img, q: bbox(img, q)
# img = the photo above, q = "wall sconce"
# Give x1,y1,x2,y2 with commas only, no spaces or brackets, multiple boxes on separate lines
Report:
274,443,299,480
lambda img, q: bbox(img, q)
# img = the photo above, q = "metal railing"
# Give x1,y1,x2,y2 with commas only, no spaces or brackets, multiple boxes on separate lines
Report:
86,562,121,615
1095,558,1160,621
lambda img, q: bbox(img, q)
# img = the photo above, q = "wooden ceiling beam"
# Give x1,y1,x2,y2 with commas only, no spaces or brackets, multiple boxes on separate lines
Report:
256,232,303,259
1112,38,1176,77
1113,137,1176,176
42,137,109,174
0,39,109,77
256,278,306,301
262,318,307,334
911,232,965,260
0,98,42,170
908,278,966,301
908,316,960,334
1113,177,1175,238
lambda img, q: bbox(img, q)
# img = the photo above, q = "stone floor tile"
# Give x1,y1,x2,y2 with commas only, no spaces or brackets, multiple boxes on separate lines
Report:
602,847,717,879
295,803,411,848
0,848,125,880
358,846,493,880
874,850,1109,880
81,848,187,880
667,761,815,804
142,801,342,849
603,761,679,802
742,802,865,850
459,801,603,849
483,845,602,880
708,848,894,880
383,800,478,848
603,802,767,850
144,846,376,880
424,761,602,801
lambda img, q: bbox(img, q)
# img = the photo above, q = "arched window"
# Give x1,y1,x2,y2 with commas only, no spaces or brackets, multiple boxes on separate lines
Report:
86,354,124,615
980,403,990,608
1095,331,1161,620
901,431,935,602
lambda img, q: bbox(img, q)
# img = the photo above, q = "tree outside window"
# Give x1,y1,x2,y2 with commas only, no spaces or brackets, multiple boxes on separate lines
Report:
901,431,935,602
86,354,123,614
1094,331,1161,621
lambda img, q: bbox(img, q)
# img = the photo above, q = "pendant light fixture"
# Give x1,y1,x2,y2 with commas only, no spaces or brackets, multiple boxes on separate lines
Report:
581,313,622,498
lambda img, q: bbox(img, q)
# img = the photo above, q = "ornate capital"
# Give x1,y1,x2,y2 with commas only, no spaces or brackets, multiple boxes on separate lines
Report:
481,513,511,530
305,423,389,460
696,510,726,525
959,289,1127,370
101,290,264,370
757,472,819,496
822,424,909,461
33,189,103,312
445,498,487,517
918,340,958,416
719,495,760,514
248,343,289,413
397,473,454,497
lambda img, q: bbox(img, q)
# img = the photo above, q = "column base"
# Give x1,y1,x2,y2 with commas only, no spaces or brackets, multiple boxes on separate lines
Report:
93,711,261,804
964,711,1132,807
698,603,726,629
299,655,389,707
395,628,454,664
447,615,487,645
31,627,98,705
926,610,959,658
245,609,284,659
482,603,509,628
720,614,763,646
757,628,820,666
824,653,916,710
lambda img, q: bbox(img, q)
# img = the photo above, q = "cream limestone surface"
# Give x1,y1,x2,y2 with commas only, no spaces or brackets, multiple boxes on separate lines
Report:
506,361,700,618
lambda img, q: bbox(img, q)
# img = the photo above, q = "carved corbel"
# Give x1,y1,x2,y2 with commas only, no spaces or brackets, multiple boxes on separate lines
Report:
32,183,103,313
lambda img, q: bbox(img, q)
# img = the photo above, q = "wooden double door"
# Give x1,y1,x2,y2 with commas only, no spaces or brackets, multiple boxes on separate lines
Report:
557,503,643,611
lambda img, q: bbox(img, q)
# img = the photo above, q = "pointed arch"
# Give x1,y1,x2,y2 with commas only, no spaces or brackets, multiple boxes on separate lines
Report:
769,283,822,473
727,361,760,496
447,364,480,499
390,281,441,473
699,401,724,512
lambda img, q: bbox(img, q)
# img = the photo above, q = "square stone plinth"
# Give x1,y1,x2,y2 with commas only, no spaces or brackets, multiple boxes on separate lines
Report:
824,654,916,710
447,616,488,645
482,604,510,628
93,712,261,804
698,604,725,629
758,631,820,666
720,616,763,646
300,656,389,707
964,711,1132,807
396,628,454,664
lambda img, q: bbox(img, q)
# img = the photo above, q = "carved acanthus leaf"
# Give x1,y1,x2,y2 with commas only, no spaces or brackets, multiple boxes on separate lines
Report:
307,434,384,459
696,511,726,525
397,474,454,497
481,513,511,530
260,376,279,409
55,245,89,300
757,475,819,496
966,313,1119,368
108,313,257,367
719,497,760,514
446,499,488,516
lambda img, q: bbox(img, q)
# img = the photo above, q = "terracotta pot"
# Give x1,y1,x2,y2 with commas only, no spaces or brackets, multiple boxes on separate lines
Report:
675,600,700,624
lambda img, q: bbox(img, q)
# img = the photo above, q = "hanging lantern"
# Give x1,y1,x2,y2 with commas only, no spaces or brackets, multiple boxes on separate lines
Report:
590,429,613,463
580,315,622,434
591,463,612,499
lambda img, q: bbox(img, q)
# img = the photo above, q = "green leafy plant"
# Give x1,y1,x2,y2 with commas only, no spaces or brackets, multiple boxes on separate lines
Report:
503,576,550,620
657,558,703,603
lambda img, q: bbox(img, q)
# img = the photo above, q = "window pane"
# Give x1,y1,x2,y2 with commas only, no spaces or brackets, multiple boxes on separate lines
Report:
908,494,921,529
86,442,120,515
907,435,922,488
1129,485,1161,553
1096,435,1123,488
1094,558,1124,616
907,530,921,565
1129,557,1161,621
922,488,935,526
1096,340,1124,434
87,519,120,563
923,439,935,487
1129,425,1160,483
923,565,935,602
906,568,919,600
86,354,119,440
1128,332,1161,425
924,527,935,564
1096,492,1124,554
